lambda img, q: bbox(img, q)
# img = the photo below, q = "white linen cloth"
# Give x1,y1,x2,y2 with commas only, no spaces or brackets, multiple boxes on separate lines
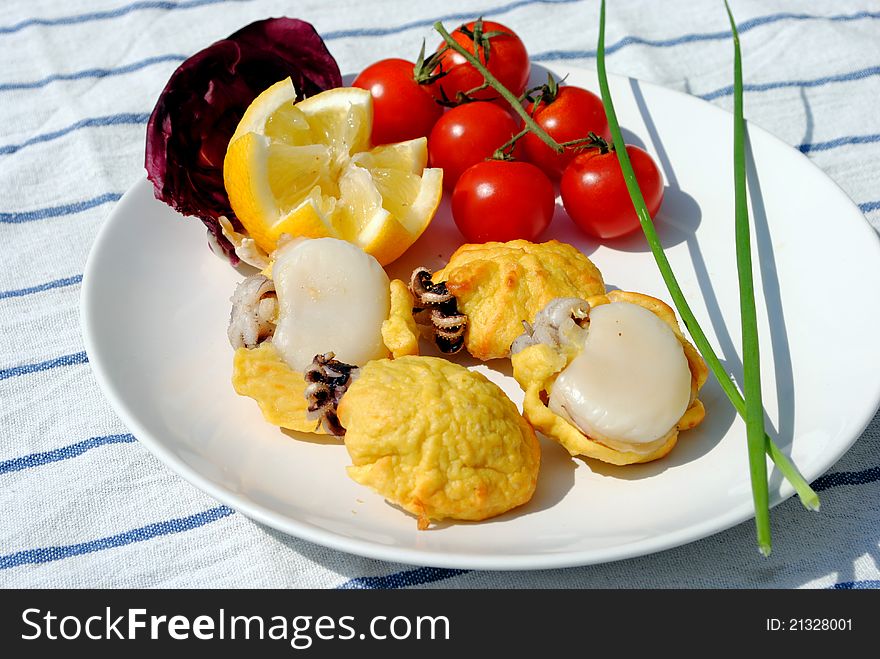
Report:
1,0,878,588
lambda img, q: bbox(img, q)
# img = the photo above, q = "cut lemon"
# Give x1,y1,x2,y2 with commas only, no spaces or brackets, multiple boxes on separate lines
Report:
223,79,442,265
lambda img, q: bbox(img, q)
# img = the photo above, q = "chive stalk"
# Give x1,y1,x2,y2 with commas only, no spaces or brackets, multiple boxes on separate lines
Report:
594,0,818,547
430,9,820,526
724,0,771,555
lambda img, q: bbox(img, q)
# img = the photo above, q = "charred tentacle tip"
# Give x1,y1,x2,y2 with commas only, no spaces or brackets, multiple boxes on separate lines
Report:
304,352,358,437
409,267,467,354
228,274,278,349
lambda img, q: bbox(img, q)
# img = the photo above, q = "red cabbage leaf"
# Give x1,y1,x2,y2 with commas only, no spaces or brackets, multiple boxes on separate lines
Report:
145,18,342,263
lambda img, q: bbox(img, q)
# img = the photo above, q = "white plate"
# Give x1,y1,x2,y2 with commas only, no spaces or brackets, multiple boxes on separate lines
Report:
81,65,880,570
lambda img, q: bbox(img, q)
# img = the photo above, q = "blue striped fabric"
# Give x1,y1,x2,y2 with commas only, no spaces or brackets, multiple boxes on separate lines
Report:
338,568,470,589
799,133,880,154
832,580,880,590
0,193,122,224
531,10,880,61
0,0,249,35
0,507,234,570
811,465,880,491
0,352,88,381
0,54,187,92
1,0,878,590
320,0,580,40
0,274,82,300
699,64,880,101
0,114,149,155
0,434,136,474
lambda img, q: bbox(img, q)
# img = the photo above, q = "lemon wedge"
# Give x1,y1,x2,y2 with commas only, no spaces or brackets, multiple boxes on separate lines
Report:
224,79,442,265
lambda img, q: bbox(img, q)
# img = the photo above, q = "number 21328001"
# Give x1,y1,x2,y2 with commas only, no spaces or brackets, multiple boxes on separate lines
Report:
766,618,852,631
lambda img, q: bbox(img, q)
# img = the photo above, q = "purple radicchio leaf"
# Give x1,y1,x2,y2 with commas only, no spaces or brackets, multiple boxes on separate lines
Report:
145,17,342,264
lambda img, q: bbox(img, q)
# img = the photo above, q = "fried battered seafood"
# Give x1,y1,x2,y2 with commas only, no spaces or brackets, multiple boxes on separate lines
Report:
232,342,317,433
512,291,708,465
338,356,541,529
229,238,419,433
381,279,421,358
428,240,605,361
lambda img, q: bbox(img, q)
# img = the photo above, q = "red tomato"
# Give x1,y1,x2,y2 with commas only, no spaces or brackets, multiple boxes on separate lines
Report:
560,145,664,240
428,102,520,190
432,20,529,104
452,160,555,243
353,58,443,145
522,86,611,178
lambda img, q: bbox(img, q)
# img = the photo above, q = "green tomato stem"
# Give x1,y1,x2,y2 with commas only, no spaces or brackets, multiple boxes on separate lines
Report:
433,21,564,153
493,127,530,160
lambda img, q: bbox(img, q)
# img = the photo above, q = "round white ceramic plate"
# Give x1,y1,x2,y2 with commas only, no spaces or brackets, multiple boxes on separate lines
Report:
82,64,880,570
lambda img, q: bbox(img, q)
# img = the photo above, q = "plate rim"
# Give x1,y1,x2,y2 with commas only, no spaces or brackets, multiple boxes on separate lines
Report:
81,65,880,570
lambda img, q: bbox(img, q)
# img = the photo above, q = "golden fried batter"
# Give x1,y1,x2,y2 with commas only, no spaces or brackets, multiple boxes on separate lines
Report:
232,342,323,433
380,279,420,359
434,240,605,360
512,290,708,465
339,356,541,529
232,279,419,433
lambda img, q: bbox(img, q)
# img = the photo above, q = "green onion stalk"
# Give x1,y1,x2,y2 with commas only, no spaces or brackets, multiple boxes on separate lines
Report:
593,0,819,551
433,6,819,554
724,0,770,555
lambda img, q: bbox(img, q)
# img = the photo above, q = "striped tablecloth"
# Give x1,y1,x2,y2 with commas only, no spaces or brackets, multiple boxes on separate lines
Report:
2,0,878,589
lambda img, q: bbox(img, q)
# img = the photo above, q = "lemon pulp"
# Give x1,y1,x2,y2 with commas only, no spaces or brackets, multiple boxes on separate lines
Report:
223,80,442,265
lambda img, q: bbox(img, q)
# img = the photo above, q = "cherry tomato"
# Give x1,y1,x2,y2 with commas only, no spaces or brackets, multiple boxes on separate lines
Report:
432,20,530,104
353,58,443,145
522,86,611,178
560,145,664,240
428,102,520,190
452,160,555,243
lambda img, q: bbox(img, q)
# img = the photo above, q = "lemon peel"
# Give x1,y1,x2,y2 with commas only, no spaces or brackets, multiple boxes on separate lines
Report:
224,79,441,265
